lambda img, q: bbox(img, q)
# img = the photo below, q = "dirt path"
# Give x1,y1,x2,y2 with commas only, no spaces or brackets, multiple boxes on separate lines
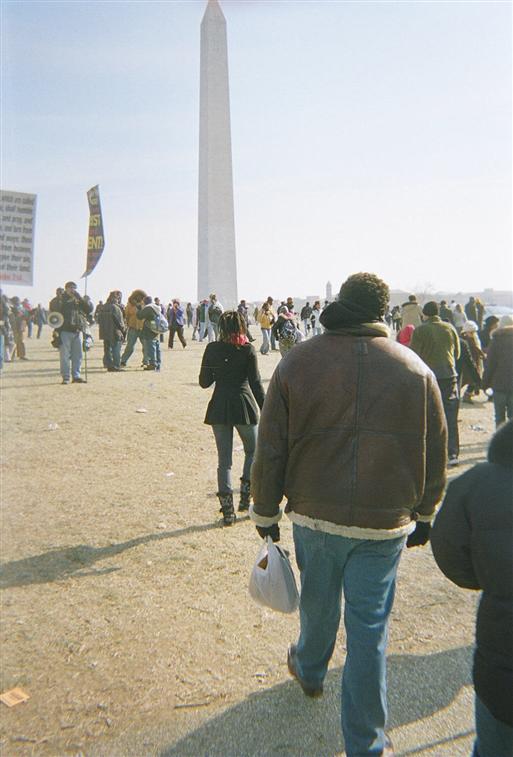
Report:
0,331,493,756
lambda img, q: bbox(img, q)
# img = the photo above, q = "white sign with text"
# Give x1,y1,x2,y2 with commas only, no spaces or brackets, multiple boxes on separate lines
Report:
0,190,37,286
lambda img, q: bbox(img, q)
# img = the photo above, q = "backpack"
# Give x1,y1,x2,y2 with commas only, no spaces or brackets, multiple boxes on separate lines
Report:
148,309,169,334
208,303,223,324
278,318,297,348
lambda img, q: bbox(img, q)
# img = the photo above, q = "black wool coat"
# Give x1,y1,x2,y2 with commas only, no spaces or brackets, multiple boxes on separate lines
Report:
431,421,513,726
199,341,265,426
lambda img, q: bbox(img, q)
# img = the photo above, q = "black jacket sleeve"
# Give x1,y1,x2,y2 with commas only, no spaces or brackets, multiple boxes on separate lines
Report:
247,346,265,409
199,344,215,388
430,470,481,590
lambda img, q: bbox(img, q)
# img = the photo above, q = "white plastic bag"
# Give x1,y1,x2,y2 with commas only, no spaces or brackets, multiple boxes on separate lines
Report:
249,537,299,614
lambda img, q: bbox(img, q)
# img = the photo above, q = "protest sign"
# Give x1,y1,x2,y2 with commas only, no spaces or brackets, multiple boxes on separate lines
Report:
0,190,37,286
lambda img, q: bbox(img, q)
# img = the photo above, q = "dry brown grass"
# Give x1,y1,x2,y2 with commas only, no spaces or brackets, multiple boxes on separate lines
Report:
0,330,493,755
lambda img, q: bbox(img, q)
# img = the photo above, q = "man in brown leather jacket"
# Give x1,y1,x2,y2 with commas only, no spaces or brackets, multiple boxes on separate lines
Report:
250,273,447,757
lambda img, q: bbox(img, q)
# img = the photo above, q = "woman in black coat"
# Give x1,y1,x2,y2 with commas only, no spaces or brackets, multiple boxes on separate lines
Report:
431,420,513,757
199,311,265,525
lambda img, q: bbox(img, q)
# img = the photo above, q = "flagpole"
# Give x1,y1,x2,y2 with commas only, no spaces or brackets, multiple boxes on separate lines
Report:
83,274,89,383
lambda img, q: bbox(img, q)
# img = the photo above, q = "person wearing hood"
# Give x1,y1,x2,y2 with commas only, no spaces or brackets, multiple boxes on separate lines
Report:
98,291,126,372
431,420,513,757
120,289,147,367
137,296,162,371
272,306,302,357
400,294,423,328
460,321,485,403
250,273,447,757
482,315,513,427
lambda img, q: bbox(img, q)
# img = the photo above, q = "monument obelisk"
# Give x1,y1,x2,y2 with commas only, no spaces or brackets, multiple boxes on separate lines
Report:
197,0,238,306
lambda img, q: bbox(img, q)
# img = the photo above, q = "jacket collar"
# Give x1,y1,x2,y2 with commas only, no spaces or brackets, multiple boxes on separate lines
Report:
325,322,390,338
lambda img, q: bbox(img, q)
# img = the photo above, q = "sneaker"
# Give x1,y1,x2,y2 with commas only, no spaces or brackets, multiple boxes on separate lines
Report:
448,455,459,467
72,377,86,383
143,364,156,371
287,645,323,698
61,379,70,385
120,362,127,368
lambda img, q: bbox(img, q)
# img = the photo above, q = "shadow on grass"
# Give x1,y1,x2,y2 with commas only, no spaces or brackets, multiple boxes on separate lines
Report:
0,522,223,589
159,646,473,757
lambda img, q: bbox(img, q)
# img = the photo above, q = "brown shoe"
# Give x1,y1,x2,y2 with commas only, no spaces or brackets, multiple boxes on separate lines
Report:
287,645,323,698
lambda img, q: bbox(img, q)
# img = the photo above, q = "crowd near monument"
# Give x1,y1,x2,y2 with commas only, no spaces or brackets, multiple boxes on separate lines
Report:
1,1,512,755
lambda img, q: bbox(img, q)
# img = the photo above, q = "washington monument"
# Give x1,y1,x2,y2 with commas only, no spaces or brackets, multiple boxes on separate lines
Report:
197,0,238,306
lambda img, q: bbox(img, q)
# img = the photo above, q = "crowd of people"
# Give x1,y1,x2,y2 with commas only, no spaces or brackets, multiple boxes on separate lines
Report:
1,272,512,757
0,295,48,368
215,273,510,757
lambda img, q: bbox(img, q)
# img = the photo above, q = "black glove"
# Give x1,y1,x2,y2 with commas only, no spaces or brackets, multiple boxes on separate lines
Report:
406,521,431,548
256,524,280,542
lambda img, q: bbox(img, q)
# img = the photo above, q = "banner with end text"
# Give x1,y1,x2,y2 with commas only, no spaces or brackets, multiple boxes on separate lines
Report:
82,185,105,278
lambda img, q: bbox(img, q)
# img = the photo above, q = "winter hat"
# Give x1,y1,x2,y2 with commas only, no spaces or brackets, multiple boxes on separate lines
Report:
422,301,439,317
461,320,478,334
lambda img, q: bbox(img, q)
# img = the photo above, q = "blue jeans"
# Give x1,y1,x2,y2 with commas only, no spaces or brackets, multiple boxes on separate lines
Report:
59,330,83,381
473,695,513,757
260,328,271,354
493,391,513,428
121,327,145,365
103,339,122,369
207,322,218,342
212,424,257,493
292,525,406,757
144,336,161,368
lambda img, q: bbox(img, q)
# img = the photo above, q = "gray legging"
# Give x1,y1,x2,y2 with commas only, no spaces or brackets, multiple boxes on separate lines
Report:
212,424,257,494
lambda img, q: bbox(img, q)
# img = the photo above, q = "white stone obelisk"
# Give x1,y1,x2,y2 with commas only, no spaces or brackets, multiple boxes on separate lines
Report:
197,0,238,307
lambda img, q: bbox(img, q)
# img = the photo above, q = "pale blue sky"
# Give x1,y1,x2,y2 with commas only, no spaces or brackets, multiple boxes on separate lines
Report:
1,0,511,306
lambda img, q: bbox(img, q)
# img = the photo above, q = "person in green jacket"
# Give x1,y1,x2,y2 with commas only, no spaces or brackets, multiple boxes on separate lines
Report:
411,301,461,466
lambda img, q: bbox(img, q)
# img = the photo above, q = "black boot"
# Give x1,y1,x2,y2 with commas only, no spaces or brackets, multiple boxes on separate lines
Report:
239,478,251,512
218,492,236,526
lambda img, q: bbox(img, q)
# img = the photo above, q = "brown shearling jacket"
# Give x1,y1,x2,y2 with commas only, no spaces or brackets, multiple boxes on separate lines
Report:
250,325,448,538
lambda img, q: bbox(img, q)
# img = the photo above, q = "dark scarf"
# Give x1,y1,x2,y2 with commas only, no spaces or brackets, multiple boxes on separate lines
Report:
320,298,388,336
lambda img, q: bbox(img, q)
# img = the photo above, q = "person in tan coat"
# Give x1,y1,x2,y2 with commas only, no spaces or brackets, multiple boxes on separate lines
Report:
250,273,447,757
400,294,423,328
120,289,147,367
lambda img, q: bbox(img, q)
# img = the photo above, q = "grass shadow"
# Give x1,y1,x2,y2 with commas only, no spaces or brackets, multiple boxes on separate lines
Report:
0,522,222,589
159,646,473,757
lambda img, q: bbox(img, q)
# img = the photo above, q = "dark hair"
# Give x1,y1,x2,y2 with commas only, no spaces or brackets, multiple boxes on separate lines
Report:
488,419,513,468
65,281,77,289
483,315,499,330
423,301,439,317
128,289,147,305
218,310,247,342
339,272,390,319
